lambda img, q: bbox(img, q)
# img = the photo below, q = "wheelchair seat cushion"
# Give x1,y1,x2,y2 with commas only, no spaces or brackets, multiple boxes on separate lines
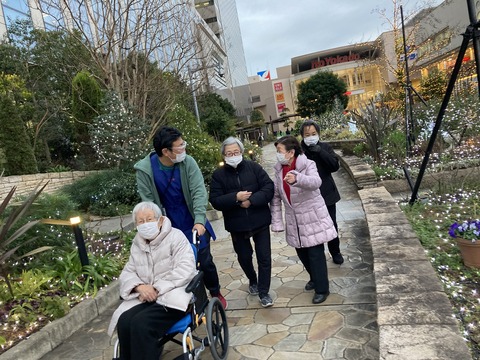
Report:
166,313,192,335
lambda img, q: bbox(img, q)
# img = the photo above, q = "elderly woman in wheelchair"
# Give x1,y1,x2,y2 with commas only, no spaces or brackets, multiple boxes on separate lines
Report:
109,201,229,360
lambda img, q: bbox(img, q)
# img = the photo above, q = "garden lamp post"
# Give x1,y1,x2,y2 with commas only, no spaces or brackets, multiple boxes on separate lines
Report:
40,217,89,267
70,216,89,267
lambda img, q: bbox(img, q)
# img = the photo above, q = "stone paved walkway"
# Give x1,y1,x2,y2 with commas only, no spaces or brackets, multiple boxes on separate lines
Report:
41,142,378,360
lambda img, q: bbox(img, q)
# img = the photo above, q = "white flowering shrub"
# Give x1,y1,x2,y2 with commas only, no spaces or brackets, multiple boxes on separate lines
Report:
89,92,150,168
371,90,480,180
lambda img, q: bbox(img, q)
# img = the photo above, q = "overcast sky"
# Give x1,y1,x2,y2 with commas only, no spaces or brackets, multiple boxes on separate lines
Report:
235,0,444,78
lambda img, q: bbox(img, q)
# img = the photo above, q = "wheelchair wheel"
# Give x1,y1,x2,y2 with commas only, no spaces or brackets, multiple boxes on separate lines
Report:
206,297,229,360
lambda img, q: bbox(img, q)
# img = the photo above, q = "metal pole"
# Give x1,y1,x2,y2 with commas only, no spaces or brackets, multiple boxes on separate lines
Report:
409,0,480,204
409,31,472,204
188,65,201,125
401,5,415,155
72,224,89,267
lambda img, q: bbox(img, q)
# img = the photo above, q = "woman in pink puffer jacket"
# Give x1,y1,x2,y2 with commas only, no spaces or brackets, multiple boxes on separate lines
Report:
271,136,337,304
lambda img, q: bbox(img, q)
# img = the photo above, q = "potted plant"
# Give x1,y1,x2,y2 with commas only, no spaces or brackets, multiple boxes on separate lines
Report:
448,219,480,268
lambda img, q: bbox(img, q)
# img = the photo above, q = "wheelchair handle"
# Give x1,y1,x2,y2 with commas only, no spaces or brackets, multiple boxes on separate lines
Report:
192,229,198,246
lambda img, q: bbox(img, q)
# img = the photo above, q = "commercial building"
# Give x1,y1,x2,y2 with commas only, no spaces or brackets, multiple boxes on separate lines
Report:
248,0,480,134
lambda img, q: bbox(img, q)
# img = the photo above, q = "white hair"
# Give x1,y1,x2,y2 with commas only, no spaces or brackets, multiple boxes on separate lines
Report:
132,202,162,223
220,137,244,155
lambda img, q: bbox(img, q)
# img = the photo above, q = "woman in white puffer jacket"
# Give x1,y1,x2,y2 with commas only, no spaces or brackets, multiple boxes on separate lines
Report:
108,201,196,360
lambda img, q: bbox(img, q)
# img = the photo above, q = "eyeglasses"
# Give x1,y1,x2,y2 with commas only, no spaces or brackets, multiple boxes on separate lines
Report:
170,141,187,153
224,151,242,157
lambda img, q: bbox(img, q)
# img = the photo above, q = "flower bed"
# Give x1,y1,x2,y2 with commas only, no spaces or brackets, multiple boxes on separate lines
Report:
402,189,480,359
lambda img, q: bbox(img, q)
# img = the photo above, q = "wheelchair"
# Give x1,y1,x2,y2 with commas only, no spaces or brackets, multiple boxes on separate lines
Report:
112,231,229,360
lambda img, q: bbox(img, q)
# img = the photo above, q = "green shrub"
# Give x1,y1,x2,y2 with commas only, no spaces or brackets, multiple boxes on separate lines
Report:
39,296,70,319
47,165,71,173
383,130,406,163
339,141,359,156
61,169,140,216
10,270,53,299
372,165,400,180
44,249,123,296
353,142,368,157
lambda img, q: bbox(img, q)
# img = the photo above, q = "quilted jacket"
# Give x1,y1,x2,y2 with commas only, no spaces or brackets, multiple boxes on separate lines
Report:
107,216,196,335
270,154,337,248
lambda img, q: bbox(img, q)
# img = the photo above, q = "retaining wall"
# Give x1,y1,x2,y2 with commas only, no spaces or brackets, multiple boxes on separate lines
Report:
0,171,101,202
342,155,472,359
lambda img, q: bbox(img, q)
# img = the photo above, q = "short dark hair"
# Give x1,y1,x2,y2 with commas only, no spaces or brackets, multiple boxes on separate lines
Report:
153,126,182,156
299,120,320,137
274,135,303,157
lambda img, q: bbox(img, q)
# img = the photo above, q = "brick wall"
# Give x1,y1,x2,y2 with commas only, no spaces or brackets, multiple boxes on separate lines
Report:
0,171,101,202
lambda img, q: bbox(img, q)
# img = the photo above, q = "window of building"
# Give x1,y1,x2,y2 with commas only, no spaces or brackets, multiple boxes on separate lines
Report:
39,1,65,29
204,16,217,24
252,95,261,103
2,0,30,15
353,72,363,86
1,5,30,30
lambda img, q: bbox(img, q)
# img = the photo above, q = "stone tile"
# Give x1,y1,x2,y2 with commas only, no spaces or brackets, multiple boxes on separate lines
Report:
254,331,289,347
324,338,362,359
229,323,267,346
283,312,315,327
277,263,305,277
235,344,273,360
308,311,344,341
254,307,291,325
273,333,306,351
336,327,374,344
299,339,325,353
287,323,308,333
271,351,324,360
267,323,289,333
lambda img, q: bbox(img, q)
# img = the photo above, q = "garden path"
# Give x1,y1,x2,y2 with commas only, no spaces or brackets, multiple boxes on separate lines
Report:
36,142,379,360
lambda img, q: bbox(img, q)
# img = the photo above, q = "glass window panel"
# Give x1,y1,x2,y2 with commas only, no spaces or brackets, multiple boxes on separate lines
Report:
2,6,30,29
2,0,30,15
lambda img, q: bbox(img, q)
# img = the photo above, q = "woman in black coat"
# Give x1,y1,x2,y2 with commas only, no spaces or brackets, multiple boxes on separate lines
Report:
209,137,275,308
300,120,344,271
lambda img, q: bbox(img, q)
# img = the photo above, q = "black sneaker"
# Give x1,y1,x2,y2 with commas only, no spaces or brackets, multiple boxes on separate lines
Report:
304,280,315,291
259,294,274,308
249,283,259,295
332,253,344,265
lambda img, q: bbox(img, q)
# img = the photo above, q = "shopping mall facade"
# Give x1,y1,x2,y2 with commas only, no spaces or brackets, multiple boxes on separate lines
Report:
249,0,480,134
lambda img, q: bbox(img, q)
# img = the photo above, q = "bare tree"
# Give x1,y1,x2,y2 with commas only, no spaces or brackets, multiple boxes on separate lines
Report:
372,0,443,97
41,0,222,144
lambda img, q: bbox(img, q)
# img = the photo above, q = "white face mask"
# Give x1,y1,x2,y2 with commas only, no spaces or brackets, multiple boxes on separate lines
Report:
137,221,160,240
304,135,319,146
225,155,243,168
276,152,290,165
170,151,186,163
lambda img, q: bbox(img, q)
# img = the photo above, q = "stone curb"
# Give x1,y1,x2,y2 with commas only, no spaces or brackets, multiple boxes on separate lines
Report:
0,282,120,360
357,186,471,359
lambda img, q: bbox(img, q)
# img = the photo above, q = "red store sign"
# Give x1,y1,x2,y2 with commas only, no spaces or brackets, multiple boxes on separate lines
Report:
311,53,360,69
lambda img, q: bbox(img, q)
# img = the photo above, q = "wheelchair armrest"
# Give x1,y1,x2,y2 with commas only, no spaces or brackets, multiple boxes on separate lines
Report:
185,271,204,293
